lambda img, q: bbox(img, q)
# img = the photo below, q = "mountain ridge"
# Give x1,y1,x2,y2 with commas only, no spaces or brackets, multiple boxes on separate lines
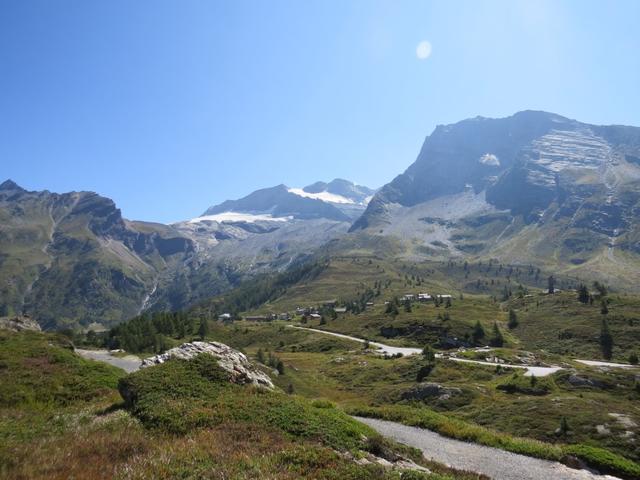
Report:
0,178,372,330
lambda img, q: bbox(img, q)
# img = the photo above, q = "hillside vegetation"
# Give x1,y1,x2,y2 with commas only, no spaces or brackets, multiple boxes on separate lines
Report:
1,329,479,479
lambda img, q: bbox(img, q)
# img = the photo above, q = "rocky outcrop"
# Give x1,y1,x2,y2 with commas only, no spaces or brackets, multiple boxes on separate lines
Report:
142,341,274,389
0,315,42,332
566,374,611,390
401,382,462,401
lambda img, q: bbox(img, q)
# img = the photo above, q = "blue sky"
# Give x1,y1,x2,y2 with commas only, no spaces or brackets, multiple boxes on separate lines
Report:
1,0,639,223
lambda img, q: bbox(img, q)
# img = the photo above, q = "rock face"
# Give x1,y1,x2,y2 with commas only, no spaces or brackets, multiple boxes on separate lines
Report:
401,382,462,401
142,341,274,389
350,111,640,291
0,182,196,330
0,315,42,332
566,374,609,389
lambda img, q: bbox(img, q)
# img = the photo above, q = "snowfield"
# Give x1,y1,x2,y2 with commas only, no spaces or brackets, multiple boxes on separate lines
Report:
189,212,292,223
287,187,356,204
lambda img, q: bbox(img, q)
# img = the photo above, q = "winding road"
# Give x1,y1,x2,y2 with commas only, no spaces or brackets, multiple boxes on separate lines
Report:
356,417,621,480
289,325,562,376
288,325,423,356
77,336,630,479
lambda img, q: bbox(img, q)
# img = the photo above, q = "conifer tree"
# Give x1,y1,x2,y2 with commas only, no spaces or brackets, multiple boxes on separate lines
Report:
600,318,613,359
198,317,209,340
489,322,504,347
472,321,485,345
548,275,556,294
577,284,590,304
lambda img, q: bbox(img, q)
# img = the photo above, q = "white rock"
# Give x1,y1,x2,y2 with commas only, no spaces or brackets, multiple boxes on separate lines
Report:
142,341,274,389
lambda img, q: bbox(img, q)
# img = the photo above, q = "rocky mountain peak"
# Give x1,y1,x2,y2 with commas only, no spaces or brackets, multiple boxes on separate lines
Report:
0,179,26,193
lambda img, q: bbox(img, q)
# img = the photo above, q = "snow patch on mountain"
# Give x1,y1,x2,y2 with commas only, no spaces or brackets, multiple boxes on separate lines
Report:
479,153,500,166
189,212,292,224
287,187,356,204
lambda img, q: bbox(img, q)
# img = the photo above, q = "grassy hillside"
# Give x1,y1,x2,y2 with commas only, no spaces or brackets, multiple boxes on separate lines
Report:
507,291,640,361
181,321,640,478
1,329,477,480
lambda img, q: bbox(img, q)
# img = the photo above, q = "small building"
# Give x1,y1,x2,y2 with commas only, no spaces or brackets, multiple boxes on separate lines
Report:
278,312,291,321
245,315,268,322
218,313,232,321
309,313,322,320
418,293,432,301
438,294,453,299
334,307,347,314
402,294,415,301
322,299,337,307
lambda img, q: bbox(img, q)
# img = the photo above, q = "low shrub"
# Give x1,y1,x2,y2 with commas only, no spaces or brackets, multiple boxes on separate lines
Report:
119,354,376,452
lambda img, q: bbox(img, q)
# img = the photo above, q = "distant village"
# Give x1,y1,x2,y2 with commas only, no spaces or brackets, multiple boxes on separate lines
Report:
216,293,454,323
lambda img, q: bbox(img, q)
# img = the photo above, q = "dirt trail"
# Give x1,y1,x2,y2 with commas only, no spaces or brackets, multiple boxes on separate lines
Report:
76,349,141,373
290,326,562,376
356,417,621,480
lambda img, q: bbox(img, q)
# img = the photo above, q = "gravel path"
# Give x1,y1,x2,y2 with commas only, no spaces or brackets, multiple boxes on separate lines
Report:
288,325,423,356
76,349,141,373
355,417,621,480
575,359,637,369
290,326,561,376
446,357,562,377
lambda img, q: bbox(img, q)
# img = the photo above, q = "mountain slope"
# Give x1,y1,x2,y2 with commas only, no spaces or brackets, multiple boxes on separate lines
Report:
0,181,193,329
0,179,373,329
351,111,640,289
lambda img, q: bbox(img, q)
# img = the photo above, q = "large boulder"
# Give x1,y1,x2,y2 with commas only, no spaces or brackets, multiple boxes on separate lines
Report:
142,341,274,389
0,315,41,332
566,374,610,390
401,382,462,401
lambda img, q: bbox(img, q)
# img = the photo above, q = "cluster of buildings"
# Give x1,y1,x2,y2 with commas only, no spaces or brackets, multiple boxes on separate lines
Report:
217,312,293,322
401,293,453,302
217,294,455,324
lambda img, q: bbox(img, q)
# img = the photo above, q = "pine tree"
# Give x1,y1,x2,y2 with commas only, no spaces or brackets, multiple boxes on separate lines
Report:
548,275,556,294
507,309,518,329
404,299,412,313
198,317,209,340
257,348,265,364
599,318,613,360
628,352,638,365
422,345,436,363
276,359,285,375
489,322,504,347
286,383,294,394
600,300,609,315
472,321,485,345
577,284,590,304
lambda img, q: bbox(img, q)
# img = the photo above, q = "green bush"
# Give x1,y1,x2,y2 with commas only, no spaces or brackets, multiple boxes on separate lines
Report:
119,354,377,452
0,331,124,408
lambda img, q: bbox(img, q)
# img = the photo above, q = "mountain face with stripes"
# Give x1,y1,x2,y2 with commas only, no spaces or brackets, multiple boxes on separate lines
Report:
351,111,640,289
